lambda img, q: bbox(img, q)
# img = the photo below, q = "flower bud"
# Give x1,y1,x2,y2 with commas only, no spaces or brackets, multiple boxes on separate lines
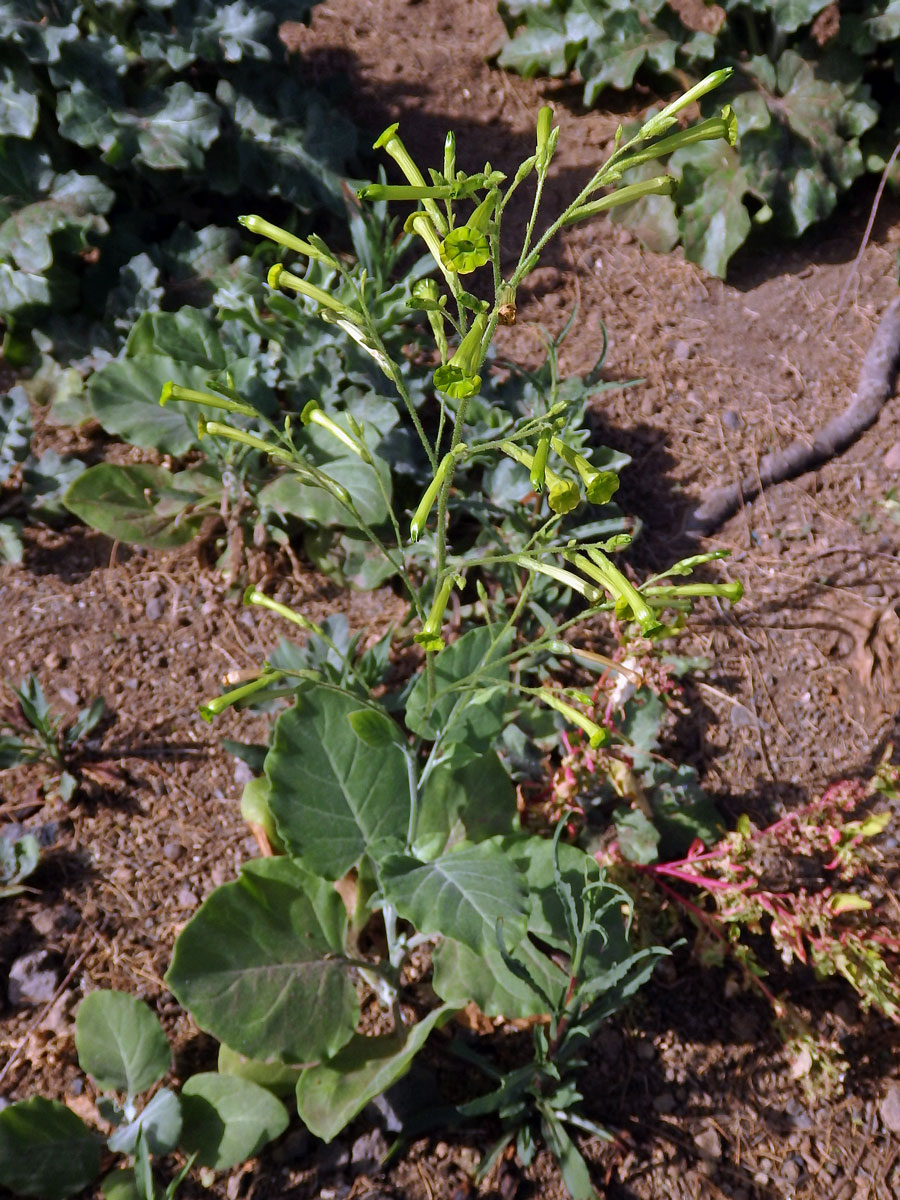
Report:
160,381,256,417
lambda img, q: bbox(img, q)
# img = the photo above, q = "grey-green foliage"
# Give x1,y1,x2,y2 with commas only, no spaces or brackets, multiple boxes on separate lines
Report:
496,0,891,275
0,0,356,349
0,989,289,1200
0,386,84,562
0,675,104,800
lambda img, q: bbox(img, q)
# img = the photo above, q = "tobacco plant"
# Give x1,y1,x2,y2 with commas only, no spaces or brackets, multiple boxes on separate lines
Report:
161,76,743,1195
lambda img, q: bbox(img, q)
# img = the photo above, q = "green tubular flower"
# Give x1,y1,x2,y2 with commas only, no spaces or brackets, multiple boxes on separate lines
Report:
409,444,468,541
566,548,662,635
159,382,256,417
563,176,676,225
410,279,448,362
433,313,488,399
373,123,447,233
267,263,363,323
444,131,456,182
643,581,744,603
638,68,734,141
550,437,619,504
439,190,498,274
539,689,608,748
500,441,580,513
357,183,455,201
414,574,459,654
301,400,366,460
536,106,553,165
198,418,292,462
612,107,738,176
515,555,601,604
243,586,324,635
238,215,338,267
199,671,283,723
406,213,457,288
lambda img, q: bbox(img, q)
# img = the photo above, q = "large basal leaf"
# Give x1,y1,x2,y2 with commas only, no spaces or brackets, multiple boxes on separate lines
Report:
296,1005,454,1142
217,1044,302,1099
0,388,31,485
673,141,752,278
132,82,220,172
0,61,40,137
179,1074,288,1170
405,626,512,742
0,1098,101,1200
496,6,580,77
378,838,528,953
86,357,213,454
432,932,566,1018
579,8,677,101
265,686,410,878
75,989,171,1097
63,464,206,549
124,308,228,370
165,856,358,1063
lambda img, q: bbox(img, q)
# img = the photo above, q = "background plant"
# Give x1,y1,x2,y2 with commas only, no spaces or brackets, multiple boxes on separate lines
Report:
496,0,896,276
158,81,744,1195
0,988,289,1199
0,0,355,361
0,675,108,801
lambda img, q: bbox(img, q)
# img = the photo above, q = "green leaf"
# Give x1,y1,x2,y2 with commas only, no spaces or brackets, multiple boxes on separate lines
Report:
133,83,220,172
257,454,392,528
75,990,171,1097
405,626,512,742
265,686,410,878
0,62,40,137
673,141,752,278
63,464,205,549
496,6,586,78
580,9,676,102
414,751,517,859
217,1044,302,1099
0,1098,101,1200
379,838,528,953
179,1074,288,1170
771,0,832,31
165,856,358,1063
107,1089,181,1157
100,1168,160,1200
296,1005,454,1142
86,357,213,454
124,309,228,370
613,807,660,864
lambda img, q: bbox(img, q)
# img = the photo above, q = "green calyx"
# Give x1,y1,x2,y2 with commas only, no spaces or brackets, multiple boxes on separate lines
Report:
433,313,488,397
500,441,580,514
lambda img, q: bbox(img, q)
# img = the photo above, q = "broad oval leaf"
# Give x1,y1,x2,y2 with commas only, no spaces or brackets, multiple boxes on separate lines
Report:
179,1073,289,1170
165,856,358,1063
405,626,512,742
217,1044,302,1099
87,357,213,455
257,453,392,528
296,1004,455,1142
265,686,410,878
414,751,517,859
378,838,528,953
63,464,205,549
0,1098,101,1200
75,990,170,1097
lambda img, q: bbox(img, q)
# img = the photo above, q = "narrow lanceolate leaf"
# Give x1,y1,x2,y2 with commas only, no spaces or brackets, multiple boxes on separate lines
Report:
378,839,528,953
296,1005,455,1142
265,686,410,878
165,857,358,1064
75,990,171,1097
179,1074,289,1170
0,1098,101,1200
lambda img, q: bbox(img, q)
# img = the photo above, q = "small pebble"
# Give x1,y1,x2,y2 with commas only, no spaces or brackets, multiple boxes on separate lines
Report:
145,596,166,621
58,687,79,707
694,1126,722,1160
163,842,185,862
883,441,900,472
653,1093,676,1114
176,888,198,909
8,950,60,1005
351,1128,388,1173
721,408,742,430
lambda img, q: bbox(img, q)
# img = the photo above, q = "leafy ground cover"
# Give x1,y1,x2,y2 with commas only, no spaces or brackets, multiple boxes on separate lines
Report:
3,0,900,1198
